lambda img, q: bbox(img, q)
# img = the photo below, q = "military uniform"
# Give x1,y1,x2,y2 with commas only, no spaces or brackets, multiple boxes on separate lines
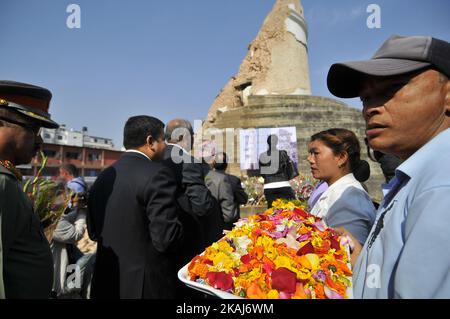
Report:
0,165,53,298
0,199,4,299
0,80,59,298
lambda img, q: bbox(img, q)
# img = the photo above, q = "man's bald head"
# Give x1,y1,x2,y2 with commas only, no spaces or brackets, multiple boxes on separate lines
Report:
165,119,194,149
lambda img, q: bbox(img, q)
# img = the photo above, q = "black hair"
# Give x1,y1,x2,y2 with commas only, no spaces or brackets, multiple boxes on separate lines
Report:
61,163,79,177
213,152,228,171
311,128,370,182
267,134,278,148
123,116,165,149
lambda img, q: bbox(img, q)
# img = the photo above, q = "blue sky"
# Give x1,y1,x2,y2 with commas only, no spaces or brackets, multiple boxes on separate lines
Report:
0,0,449,149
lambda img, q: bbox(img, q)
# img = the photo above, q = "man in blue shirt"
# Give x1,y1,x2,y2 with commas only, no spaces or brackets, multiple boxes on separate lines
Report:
327,35,450,298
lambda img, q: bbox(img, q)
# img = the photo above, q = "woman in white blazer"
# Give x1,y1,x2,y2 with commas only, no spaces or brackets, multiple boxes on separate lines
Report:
308,128,376,245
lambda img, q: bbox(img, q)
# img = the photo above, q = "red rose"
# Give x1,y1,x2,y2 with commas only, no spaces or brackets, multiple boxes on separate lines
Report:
330,237,341,250
297,242,315,256
204,259,214,266
207,272,234,291
240,254,251,264
293,208,309,219
271,267,297,294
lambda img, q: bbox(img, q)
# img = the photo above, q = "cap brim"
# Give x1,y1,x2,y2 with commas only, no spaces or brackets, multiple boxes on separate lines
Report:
15,108,59,129
327,58,431,98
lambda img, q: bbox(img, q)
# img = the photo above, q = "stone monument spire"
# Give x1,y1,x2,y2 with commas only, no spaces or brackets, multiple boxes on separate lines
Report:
206,0,311,125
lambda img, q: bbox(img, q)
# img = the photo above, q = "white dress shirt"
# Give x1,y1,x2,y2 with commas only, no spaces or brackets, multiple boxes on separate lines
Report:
125,149,151,161
263,181,292,189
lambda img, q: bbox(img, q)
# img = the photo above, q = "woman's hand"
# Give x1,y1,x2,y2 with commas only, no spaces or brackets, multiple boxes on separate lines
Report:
334,227,363,268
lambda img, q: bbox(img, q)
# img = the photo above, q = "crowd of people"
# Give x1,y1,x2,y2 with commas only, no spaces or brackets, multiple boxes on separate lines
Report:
0,35,449,299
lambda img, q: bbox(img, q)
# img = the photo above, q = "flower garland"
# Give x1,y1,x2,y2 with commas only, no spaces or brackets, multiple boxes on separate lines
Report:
188,199,352,299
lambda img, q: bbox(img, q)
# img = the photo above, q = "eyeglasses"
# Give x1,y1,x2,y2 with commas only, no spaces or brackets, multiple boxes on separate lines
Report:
0,116,42,136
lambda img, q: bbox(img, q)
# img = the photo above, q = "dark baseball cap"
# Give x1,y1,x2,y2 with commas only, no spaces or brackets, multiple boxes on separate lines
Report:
0,80,59,128
327,35,450,98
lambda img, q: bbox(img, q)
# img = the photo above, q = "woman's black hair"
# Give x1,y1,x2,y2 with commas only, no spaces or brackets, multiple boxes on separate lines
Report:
311,128,370,182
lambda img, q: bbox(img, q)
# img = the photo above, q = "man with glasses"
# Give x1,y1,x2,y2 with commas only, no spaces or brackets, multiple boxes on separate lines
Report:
0,80,59,298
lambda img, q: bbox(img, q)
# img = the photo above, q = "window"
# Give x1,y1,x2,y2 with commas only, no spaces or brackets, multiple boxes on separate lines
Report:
66,152,80,160
94,138,98,143
57,135,63,140
41,167,59,177
43,149,57,158
44,133,51,139
88,153,102,161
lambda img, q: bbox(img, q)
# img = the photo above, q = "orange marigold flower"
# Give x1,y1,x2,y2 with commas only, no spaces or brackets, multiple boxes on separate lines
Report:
315,283,325,299
247,282,267,299
251,246,264,260
325,276,347,296
292,282,309,299
191,262,210,280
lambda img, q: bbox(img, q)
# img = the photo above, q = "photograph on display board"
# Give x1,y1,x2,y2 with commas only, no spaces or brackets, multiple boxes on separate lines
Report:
239,127,298,171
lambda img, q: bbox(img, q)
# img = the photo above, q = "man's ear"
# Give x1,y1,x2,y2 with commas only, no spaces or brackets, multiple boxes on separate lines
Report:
146,135,155,148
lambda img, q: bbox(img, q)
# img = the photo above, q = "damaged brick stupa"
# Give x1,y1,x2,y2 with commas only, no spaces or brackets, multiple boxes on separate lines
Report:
202,0,384,200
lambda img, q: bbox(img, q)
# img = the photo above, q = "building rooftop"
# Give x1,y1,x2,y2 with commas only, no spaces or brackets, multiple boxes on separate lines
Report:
41,125,115,150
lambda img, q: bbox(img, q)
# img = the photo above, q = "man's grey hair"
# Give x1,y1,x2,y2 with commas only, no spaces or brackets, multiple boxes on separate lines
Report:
165,119,193,142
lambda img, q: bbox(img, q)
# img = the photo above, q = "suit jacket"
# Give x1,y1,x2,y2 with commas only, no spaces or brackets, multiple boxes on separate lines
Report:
259,149,297,184
228,174,248,228
87,152,183,299
227,174,248,206
0,165,53,299
206,171,248,230
162,145,222,261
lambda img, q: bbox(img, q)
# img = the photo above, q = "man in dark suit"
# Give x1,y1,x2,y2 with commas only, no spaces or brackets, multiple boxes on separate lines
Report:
205,152,248,230
163,119,222,267
87,116,183,299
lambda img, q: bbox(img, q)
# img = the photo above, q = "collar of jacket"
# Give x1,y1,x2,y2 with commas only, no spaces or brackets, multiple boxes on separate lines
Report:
0,160,22,180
